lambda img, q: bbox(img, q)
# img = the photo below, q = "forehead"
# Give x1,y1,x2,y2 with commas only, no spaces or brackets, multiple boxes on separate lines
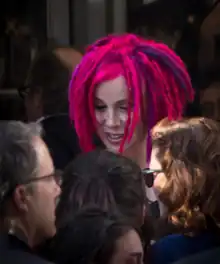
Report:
33,136,54,175
95,76,128,103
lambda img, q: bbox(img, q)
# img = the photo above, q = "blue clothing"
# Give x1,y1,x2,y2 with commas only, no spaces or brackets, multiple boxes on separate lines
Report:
150,232,220,264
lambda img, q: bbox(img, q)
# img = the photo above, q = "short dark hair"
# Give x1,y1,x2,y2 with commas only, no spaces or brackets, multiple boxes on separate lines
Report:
27,48,71,115
0,121,42,215
56,149,146,229
52,207,133,264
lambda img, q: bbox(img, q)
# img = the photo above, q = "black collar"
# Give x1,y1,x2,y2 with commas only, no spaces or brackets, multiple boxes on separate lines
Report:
0,234,31,253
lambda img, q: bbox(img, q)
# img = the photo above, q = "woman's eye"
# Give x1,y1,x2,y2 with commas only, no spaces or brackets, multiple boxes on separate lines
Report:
95,105,106,111
120,105,129,111
120,104,133,111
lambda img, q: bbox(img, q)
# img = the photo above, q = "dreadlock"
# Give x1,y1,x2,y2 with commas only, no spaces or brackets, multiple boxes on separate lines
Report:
69,33,194,154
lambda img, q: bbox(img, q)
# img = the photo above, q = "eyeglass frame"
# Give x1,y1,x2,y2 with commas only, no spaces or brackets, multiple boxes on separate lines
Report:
142,168,163,188
0,171,62,204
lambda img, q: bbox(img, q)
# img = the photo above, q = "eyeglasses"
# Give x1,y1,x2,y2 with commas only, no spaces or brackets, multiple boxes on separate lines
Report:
22,171,62,186
0,171,62,204
142,168,162,188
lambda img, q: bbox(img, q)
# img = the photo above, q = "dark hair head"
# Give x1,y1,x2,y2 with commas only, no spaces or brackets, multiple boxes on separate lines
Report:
52,207,133,264
56,149,146,229
151,117,220,232
26,47,78,115
0,121,42,216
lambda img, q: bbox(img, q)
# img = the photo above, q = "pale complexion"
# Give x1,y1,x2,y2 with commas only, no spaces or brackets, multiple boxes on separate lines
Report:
95,75,158,204
95,75,146,168
149,147,167,215
12,136,61,247
109,229,143,264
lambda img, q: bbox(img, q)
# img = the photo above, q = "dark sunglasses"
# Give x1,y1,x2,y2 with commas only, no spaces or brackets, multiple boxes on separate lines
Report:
142,168,162,188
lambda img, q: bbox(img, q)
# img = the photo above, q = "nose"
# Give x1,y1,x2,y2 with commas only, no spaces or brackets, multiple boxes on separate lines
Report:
105,109,120,127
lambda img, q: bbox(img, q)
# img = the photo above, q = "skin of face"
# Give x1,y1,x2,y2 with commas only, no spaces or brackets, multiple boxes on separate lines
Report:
13,137,61,246
95,75,143,154
149,147,167,215
109,229,143,264
31,137,61,238
95,75,160,206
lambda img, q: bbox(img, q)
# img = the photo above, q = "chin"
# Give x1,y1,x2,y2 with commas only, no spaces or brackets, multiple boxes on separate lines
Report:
45,226,57,239
106,145,120,153
105,141,134,154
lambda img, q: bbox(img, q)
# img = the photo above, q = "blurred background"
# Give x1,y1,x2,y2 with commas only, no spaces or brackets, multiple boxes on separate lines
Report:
0,0,219,120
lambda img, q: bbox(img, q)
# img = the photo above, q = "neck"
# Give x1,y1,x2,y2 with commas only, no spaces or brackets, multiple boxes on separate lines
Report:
10,218,40,248
123,139,147,169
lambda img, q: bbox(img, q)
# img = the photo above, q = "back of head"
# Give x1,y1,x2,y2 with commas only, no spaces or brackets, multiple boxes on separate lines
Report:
151,117,220,231
52,207,133,264
56,149,146,229
27,47,82,116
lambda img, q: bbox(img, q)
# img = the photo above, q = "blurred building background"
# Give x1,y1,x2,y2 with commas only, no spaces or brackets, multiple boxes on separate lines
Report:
0,0,219,119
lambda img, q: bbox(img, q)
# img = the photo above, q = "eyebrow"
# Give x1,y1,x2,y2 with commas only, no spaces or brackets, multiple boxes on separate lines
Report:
116,99,129,105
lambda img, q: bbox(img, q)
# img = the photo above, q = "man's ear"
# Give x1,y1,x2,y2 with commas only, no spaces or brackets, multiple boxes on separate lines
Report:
13,185,30,213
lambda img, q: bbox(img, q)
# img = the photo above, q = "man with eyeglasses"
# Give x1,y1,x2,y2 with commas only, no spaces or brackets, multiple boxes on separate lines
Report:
0,121,60,264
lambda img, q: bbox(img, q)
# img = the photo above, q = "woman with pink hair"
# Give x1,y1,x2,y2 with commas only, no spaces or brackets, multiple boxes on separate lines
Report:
68,33,194,217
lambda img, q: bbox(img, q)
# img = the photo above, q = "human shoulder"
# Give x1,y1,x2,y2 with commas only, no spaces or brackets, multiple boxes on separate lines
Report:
172,246,220,264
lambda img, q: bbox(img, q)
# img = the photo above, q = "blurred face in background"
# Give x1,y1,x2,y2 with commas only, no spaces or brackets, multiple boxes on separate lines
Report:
109,229,143,264
200,82,220,121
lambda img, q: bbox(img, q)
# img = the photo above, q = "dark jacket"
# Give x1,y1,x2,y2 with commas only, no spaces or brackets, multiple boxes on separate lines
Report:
0,234,53,264
150,232,220,264
40,114,81,170
173,247,220,264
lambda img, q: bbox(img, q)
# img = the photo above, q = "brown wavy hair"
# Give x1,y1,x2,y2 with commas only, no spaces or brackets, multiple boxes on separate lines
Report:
151,117,220,232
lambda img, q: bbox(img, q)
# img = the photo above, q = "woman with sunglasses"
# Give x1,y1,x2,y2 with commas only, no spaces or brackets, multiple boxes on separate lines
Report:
148,117,220,264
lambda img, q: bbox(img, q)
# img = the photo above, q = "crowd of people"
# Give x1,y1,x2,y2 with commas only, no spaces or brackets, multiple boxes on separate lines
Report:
1,33,220,264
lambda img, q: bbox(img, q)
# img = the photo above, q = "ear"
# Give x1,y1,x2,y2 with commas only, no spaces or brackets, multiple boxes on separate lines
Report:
13,185,30,213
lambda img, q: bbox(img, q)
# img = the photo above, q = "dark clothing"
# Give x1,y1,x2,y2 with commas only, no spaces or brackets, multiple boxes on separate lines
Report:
40,114,80,170
150,232,220,264
0,234,53,264
173,247,220,264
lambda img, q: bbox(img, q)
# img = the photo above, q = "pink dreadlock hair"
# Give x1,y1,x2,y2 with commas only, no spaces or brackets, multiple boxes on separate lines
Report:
69,33,194,157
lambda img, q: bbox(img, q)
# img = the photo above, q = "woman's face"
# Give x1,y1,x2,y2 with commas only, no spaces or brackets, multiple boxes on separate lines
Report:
149,147,168,215
109,229,143,264
95,75,141,153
